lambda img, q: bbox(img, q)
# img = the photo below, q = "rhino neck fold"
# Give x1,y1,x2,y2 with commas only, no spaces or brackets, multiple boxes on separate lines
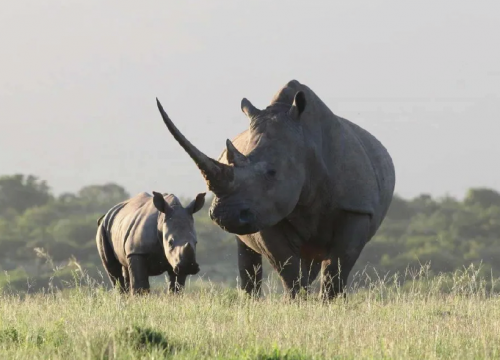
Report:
156,212,165,245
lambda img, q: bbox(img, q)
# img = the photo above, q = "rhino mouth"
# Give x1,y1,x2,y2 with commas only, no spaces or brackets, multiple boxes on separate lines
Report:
219,222,260,236
174,262,200,276
209,205,260,235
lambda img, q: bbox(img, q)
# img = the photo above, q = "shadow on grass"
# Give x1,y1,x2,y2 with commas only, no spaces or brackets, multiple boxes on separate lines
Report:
119,325,171,351
90,325,184,359
252,346,311,360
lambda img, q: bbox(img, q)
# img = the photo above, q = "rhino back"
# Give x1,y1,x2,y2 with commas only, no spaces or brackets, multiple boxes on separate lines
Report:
270,80,395,224
335,117,395,230
102,192,162,264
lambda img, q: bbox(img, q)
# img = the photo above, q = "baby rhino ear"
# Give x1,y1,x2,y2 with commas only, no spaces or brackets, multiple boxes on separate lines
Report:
187,192,206,215
152,191,174,218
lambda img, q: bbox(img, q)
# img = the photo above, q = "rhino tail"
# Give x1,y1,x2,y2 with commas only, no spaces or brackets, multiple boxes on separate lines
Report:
96,220,121,279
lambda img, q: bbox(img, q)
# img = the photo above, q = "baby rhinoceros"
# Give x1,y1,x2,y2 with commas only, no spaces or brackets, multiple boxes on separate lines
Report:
96,191,206,295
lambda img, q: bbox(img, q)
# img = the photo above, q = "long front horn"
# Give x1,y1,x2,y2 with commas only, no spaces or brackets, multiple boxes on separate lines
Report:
156,98,233,192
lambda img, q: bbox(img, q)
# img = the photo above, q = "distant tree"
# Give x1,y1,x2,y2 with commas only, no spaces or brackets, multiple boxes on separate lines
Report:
464,188,500,208
16,204,59,242
2,172,500,293
77,183,130,212
51,217,96,245
0,217,24,260
58,192,78,204
0,174,52,215
386,194,414,220
408,194,439,215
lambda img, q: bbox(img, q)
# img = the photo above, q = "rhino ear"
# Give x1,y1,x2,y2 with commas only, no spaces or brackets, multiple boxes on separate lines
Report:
187,192,206,215
241,98,261,119
288,91,306,121
152,191,174,218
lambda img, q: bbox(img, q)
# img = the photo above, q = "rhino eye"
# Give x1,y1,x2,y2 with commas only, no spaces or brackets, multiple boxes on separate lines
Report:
266,169,276,177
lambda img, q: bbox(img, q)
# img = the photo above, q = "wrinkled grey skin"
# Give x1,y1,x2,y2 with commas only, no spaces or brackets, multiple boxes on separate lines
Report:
156,80,395,300
96,191,205,295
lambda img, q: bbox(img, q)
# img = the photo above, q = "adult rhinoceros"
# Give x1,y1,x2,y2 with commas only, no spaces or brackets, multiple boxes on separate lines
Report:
156,80,395,300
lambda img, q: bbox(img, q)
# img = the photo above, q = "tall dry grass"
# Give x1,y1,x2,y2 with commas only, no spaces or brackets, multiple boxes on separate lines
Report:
0,263,499,359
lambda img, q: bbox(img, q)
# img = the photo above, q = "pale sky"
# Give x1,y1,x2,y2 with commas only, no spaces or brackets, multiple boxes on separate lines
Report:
1,1,499,200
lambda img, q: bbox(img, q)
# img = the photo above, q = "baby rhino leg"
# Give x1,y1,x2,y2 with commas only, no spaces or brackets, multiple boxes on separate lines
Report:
128,255,150,295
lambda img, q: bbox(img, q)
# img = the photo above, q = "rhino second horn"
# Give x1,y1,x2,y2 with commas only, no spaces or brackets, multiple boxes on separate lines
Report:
241,98,261,119
156,98,234,193
226,139,248,166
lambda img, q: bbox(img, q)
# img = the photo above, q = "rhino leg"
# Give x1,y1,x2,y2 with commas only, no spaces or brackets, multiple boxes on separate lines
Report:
277,256,312,298
320,211,371,300
301,259,322,291
122,266,130,293
128,255,150,295
236,236,263,297
168,273,187,293
277,257,322,298
96,225,127,292
105,268,126,292
258,224,315,299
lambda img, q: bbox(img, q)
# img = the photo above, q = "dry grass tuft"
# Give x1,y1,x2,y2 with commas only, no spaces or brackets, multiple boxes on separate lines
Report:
0,264,499,359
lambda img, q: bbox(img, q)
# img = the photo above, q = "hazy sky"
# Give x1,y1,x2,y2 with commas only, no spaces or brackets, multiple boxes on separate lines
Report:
1,1,499,200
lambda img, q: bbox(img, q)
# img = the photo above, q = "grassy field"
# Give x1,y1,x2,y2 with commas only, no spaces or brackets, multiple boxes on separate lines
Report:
0,266,499,359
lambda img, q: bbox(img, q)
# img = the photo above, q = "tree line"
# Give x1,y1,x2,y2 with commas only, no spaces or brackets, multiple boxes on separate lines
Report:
0,174,499,292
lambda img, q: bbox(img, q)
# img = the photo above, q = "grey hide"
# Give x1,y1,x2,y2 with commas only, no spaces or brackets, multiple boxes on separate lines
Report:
96,191,205,294
156,79,395,300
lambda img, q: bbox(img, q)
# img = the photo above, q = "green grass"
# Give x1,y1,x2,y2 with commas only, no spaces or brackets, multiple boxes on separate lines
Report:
0,266,499,359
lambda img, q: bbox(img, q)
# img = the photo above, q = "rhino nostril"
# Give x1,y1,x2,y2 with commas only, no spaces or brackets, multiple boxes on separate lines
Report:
239,209,254,224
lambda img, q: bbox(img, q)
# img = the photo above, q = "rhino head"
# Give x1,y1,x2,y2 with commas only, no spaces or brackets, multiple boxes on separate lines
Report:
152,191,206,274
156,87,308,235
